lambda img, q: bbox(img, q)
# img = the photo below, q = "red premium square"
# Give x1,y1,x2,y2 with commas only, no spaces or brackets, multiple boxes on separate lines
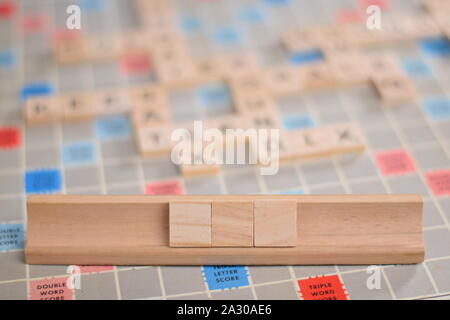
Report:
298,275,348,300
425,170,450,196
120,53,152,76
375,149,416,176
0,127,20,149
0,1,15,19
29,277,73,300
145,180,183,195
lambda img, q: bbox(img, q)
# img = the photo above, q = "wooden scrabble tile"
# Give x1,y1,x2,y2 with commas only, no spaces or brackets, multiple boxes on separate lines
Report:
169,202,212,247
152,41,188,65
319,40,358,59
423,0,450,13
327,123,366,154
136,125,173,156
25,96,60,125
249,129,293,167
300,63,337,91
156,59,198,88
286,126,334,160
373,75,416,105
180,162,221,178
366,54,404,80
195,57,224,83
118,32,148,53
60,92,95,121
129,85,167,109
254,200,297,247
175,137,222,177
211,201,253,247
313,25,351,47
54,37,88,64
346,24,388,47
256,130,299,164
264,65,301,96
389,15,440,40
327,53,370,85
229,72,266,94
86,36,122,61
95,89,132,115
282,28,317,52
246,109,281,129
144,16,176,33
205,115,243,134
150,31,184,48
131,107,171,128
137,0,175,18
234,93,276,115
432,12,450,37
219,52,260,78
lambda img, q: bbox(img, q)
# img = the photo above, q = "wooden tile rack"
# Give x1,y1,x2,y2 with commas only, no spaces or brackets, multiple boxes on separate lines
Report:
25,194,424,266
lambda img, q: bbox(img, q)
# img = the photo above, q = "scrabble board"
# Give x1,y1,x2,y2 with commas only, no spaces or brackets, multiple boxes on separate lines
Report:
1,0,450,300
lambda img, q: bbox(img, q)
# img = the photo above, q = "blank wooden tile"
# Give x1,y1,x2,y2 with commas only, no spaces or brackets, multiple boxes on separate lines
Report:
25,96,60,124
254,200,297,247
169,202,212,247
212,201,253,247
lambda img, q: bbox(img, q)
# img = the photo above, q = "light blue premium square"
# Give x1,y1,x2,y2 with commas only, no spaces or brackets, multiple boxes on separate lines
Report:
0,223,24,252
282,114,315,131
288,50,323,66
213,27,242,46
422,97,450,121
203,266,249,290
196,83,232,109
401,58,431,77
95,114,131,140
62,141,97,167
